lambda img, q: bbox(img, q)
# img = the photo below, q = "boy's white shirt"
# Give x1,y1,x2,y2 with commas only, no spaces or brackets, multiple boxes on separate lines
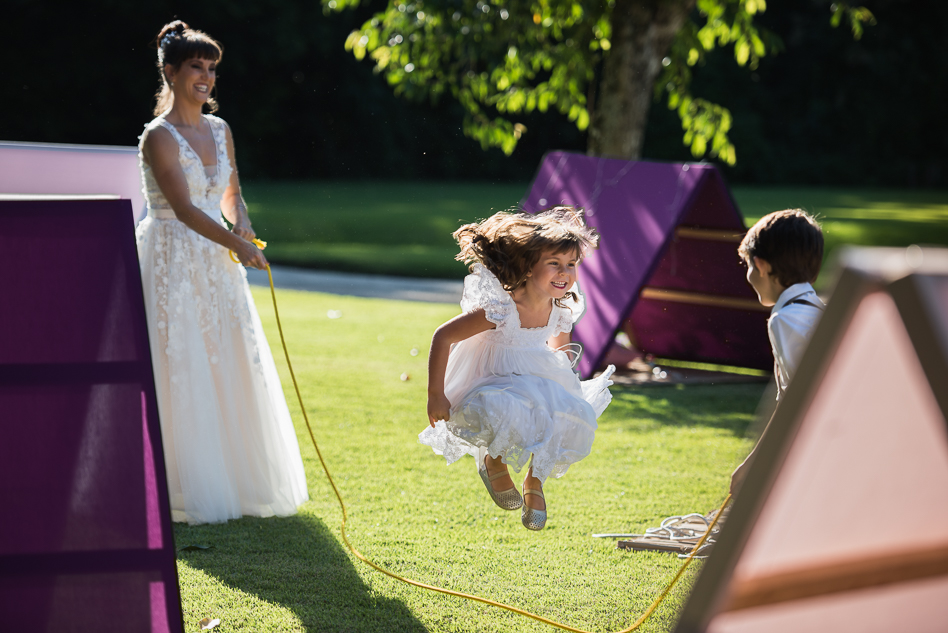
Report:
768,282,825,400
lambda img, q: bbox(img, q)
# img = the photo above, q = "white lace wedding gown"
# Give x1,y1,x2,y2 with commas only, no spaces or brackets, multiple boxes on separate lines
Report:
419,264,615,483
136,114,308,524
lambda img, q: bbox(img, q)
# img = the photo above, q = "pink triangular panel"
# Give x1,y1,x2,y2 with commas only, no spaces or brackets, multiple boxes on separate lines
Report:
0,141,144,221
709,576,948,633
707,291,948,632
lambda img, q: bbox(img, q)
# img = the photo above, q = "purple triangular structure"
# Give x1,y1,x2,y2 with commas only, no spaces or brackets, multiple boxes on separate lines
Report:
0,198,183,632
521,152,771,378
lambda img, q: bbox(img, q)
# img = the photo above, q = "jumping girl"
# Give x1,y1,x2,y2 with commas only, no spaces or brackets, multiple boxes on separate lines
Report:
420,207,615,531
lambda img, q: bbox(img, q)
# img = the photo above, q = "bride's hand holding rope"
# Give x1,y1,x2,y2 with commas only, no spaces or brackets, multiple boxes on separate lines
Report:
230,233,268,269
226,196,267,269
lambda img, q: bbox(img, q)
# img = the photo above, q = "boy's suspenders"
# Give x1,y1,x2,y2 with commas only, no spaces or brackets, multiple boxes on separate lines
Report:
785,297,824,311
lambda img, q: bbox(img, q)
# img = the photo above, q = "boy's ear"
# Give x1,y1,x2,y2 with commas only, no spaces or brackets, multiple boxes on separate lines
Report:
753,256,772,277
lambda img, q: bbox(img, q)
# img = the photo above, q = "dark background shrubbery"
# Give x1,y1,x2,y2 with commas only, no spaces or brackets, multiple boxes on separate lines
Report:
3,0,943,186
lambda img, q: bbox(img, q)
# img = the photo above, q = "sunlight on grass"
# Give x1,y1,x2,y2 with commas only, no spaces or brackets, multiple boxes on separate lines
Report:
181,181,948,628
243,181,948,280
170,288,763,632
732,186,948,289
733,186,948,250
243,180,527,246
731,187,948,225
653,357,770,377
262,241,466,278
177,562,304,632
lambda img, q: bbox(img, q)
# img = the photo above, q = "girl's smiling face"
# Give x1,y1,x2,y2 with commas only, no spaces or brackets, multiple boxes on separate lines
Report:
525,248,578,300
166,57,216,106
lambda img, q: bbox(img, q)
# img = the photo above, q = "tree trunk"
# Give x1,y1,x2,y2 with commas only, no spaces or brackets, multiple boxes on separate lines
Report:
587,0,694,159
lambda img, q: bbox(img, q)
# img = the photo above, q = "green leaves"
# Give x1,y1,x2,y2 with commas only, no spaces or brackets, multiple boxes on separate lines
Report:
680,98,736,165
830,2,877,40
659,0,881,165
656,0,783,165
326,0,874,162
325,0,603,155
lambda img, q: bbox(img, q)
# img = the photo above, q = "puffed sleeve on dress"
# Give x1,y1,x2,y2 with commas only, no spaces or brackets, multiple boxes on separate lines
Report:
552,282,587,336
459,263,516,329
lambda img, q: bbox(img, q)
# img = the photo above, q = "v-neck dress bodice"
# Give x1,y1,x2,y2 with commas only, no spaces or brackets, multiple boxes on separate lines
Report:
134,114,308,524
140,114,230,220
419,264,615,483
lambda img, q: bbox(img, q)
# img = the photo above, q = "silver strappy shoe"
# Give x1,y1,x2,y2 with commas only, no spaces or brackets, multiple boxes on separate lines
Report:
478,459,523,511
521,487,547,531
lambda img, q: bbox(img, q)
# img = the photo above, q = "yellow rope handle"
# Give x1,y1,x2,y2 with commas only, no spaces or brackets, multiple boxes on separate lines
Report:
260,262,731,633
229,238,268,264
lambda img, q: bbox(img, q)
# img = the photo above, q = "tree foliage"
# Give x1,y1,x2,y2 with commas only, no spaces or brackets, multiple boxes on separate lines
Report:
326,0,874,163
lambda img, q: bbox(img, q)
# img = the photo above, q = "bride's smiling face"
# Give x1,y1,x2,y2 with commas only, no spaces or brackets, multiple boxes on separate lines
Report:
166,57,216,106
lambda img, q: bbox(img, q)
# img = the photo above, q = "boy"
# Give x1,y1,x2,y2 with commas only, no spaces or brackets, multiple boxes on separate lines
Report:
731,209,825,494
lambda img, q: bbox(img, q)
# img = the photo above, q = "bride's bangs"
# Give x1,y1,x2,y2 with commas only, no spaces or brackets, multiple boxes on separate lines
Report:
177,37,222,64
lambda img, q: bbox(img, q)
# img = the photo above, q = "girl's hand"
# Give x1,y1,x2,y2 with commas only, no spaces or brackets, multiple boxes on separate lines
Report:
232,221,256,242
427,393,452,427
234,239,268,270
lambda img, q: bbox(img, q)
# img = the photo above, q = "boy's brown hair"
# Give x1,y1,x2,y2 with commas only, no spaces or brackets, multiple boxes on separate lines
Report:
739,209,824,287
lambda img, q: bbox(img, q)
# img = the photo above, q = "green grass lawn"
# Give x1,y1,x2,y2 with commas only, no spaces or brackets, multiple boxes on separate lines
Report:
242,181,528,279
183,180,943,631
735,186,948,288
172,288,764,632
243,180,948,283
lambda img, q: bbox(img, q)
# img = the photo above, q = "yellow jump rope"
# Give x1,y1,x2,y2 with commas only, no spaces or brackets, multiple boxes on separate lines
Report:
233,242,731,633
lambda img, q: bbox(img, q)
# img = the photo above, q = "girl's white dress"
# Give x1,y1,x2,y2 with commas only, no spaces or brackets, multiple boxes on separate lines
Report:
419,264,615,483
135,114,308,524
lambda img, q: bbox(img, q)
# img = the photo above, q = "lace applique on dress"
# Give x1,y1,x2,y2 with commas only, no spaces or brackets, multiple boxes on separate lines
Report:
134,114,308,525
552,283,586,337
460,263,517,328
139,115,231,217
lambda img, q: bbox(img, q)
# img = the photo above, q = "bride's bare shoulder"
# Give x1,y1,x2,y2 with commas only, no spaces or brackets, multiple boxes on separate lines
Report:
140,121,177,165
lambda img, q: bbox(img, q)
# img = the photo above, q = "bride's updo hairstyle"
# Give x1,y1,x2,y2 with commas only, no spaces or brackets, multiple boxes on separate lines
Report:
454,206,599,306
153,20,223,115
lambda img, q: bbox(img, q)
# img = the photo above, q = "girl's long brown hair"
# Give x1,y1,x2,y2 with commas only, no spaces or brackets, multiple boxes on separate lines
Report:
454,206,599,306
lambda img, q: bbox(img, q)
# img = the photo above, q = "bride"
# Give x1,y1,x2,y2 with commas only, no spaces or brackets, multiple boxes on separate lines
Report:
136,20,308,524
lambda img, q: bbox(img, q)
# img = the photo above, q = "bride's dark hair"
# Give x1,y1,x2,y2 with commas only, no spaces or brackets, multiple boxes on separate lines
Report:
454,206,599,307
153,20,223,116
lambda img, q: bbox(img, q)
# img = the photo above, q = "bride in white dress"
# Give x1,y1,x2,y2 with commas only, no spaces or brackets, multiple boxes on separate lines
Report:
136,20,308,524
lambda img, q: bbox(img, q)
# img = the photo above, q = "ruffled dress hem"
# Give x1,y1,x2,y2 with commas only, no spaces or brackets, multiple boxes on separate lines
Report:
419,264,615,484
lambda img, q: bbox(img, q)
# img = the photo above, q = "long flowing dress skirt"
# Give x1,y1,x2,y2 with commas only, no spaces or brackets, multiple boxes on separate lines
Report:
137,216,308,524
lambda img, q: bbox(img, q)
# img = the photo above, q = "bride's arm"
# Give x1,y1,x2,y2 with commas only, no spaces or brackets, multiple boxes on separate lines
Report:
142,126,266,269
219,122,254,240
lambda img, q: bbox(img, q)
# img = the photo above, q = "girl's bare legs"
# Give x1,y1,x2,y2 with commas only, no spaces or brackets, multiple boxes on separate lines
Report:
484,454,515,492
523,465,546,511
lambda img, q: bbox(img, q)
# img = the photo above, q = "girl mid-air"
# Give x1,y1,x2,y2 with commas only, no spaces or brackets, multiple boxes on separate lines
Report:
420,207,615,531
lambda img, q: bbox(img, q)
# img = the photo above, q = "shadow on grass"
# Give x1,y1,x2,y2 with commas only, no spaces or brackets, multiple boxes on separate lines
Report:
605,382,769,437
174,513,426,632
